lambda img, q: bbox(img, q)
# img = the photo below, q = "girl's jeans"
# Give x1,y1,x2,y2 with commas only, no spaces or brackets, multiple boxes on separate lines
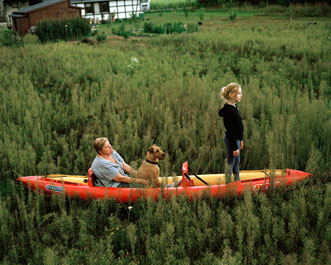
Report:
224,135,240,181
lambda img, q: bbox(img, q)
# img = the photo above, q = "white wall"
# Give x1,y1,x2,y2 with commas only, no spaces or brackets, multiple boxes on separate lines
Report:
74,0,145,21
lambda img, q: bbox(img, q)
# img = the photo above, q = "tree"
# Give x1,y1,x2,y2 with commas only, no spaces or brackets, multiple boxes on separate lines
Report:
4,0,27,9
4,0,41,9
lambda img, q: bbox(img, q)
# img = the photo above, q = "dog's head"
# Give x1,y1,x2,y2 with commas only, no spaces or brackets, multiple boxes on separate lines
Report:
147,145,165,160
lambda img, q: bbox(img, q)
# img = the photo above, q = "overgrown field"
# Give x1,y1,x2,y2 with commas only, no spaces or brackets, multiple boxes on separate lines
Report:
0,9,330,264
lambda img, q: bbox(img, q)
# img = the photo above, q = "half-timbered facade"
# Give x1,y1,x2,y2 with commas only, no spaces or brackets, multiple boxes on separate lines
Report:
70,0,150,21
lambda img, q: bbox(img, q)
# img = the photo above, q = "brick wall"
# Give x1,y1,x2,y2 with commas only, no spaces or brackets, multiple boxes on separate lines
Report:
16,0,81,35
29,1,81,26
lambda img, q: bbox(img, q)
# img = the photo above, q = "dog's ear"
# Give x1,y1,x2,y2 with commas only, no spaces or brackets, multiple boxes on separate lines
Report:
148,146,154,153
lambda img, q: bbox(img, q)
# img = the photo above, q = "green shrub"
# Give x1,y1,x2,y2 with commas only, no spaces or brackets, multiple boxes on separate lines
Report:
144,21,197,34
144,22,165,34
112,23,131,39
289,3,331,17
129,12,139,22
35,17,91,44
151,0,198,10
229,10,237,21
184,7,189,17
171,21,186,33
199,7,205,20
188,23,199,33
143,21,154,33
0,28,19,47
96,32,107,43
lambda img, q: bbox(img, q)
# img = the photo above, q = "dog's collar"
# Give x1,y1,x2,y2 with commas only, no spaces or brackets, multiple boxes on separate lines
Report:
146,159,158,165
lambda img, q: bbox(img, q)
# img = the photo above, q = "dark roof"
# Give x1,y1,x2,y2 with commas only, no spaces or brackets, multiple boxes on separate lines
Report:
12,0,66,14
10,13,27,18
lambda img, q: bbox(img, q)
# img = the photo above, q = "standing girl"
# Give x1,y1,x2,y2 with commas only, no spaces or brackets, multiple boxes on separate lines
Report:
218,82,244,181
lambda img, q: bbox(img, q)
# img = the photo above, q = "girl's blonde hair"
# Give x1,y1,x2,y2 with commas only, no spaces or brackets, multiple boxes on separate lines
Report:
94,137,108,154
220,82,241,101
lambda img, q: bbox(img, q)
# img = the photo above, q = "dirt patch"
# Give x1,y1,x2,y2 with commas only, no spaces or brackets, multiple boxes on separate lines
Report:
80,38,98,45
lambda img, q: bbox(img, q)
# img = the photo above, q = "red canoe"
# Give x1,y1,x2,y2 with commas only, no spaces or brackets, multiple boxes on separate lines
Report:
17,162,312,203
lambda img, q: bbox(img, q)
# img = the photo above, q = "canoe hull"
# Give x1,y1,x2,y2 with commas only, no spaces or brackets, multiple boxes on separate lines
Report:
17,169,311,203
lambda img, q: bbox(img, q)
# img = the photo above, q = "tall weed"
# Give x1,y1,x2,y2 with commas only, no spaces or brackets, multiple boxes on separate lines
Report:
0,12,330,264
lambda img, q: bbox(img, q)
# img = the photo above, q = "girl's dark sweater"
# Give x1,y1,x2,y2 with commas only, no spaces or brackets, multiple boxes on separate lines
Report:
218,103,244,151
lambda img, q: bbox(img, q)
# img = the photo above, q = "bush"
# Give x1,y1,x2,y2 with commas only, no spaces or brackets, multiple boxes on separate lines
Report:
171,21,186,33
96,32,107,43
0,28,19,47
35,17,91,44
229,10,237,21
289,3,331,17
151,0,198,10
144,21,198,34
112,23,132,39
187,23,199,33
144,22,165,34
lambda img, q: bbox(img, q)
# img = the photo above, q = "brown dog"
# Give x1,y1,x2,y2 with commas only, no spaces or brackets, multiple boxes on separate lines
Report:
136,145,165,188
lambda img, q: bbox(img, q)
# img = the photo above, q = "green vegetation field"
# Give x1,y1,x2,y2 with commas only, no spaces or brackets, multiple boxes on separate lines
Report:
0,6,330,264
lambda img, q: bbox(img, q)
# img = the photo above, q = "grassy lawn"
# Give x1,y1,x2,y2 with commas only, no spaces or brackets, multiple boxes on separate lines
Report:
9,7,260,46
84,8,271,41
150,0,198,9
9,5,328,46
0,5,330,264
12,9,238,45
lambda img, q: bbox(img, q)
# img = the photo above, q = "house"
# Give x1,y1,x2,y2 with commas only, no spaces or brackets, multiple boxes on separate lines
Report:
10,0,82,35
8,0,150,34
2,0,149,24
1,0,30,23
70,0,150,21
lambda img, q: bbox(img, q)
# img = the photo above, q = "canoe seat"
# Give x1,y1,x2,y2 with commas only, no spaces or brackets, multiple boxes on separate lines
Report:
88,168,95,186
88,168,106,187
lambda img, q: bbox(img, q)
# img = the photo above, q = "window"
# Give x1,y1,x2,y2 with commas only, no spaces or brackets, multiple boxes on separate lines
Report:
100,2,109,13
85,3,94,14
